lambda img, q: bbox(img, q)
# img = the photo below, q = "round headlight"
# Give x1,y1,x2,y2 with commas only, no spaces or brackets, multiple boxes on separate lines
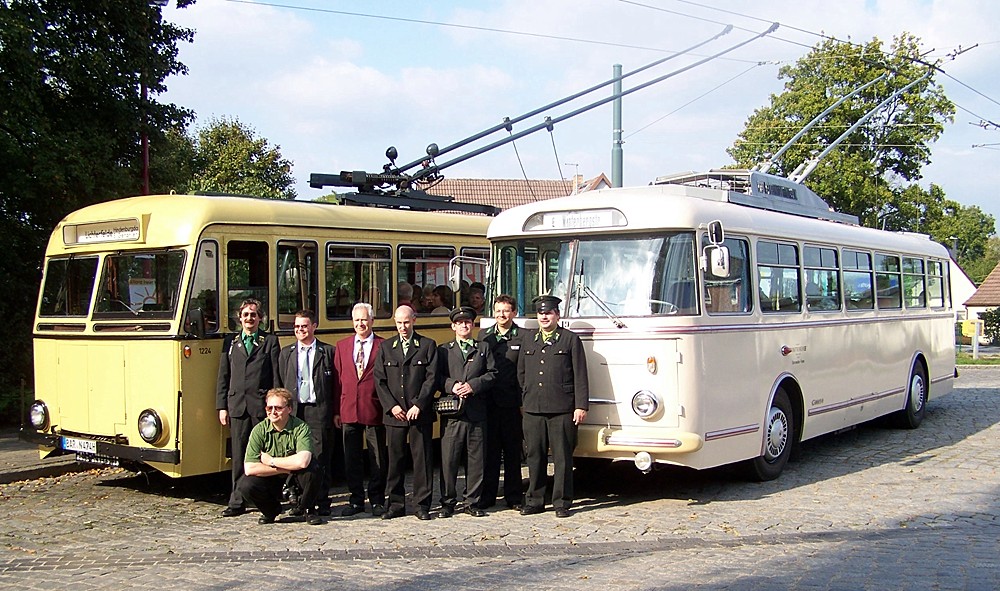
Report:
634,451,654,473
137,409,163,444
631,390,659,418
29,401,49,430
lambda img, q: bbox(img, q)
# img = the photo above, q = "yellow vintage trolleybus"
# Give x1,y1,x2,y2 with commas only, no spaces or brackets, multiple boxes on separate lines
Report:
24,193,489,477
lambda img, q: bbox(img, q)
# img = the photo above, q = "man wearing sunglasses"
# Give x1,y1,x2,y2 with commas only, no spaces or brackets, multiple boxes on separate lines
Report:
238,388,321,525
278,309,335,517
216,298,280,518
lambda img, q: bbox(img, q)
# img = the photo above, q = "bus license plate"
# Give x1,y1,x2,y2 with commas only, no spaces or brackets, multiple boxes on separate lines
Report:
62,436,97,454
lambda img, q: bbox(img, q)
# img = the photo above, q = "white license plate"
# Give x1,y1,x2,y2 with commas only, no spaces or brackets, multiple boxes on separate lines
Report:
62,436,97,454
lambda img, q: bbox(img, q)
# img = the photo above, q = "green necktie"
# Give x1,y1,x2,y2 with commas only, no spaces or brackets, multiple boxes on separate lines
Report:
243,332,255,355
401,338,410,354
459,339,474,355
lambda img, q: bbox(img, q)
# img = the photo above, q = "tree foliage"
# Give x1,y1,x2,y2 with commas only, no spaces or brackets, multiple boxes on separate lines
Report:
0,0,194,396
186,117,296,199
728,33,955,228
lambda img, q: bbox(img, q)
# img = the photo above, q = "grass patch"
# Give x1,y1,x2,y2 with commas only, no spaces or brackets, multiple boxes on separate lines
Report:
956,350,1000,365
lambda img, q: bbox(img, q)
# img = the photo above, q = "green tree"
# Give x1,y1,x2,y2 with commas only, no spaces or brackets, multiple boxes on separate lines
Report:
0,0,195,408
961,236,1000,284
187,117,296,199
728,33,955,228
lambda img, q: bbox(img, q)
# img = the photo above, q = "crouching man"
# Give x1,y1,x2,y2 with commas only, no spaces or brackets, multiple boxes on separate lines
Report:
237,387,323,525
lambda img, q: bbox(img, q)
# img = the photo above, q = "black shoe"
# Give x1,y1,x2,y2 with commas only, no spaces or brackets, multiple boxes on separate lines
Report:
465,506,486,517
317,503,332,516
306,512,323,526
507,502,524,511
381,507,405,520
258,514,276,525
222,507,246,517
439,505,455,518
555,508,571,518
288,507,305,517
371,504,385,517
520,505,545,516
415,508,433,521
341,504,365,517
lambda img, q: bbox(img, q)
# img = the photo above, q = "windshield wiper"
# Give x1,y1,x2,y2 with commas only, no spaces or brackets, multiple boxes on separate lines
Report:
574,261,625,329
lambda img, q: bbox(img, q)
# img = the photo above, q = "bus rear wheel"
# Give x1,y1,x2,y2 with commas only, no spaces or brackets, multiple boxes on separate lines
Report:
891,363,927,429
743,388,793,482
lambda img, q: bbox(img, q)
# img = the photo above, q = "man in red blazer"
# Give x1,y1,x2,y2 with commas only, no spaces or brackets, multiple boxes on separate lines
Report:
333,302,388,517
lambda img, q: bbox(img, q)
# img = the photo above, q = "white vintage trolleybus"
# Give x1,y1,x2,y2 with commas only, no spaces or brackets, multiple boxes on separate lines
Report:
486,169,954,479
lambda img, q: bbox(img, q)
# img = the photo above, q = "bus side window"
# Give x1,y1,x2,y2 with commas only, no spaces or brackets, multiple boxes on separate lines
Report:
756,240,800,313
326,243,392,320
704,237,751,314
277,241,318,329
226,240,270,331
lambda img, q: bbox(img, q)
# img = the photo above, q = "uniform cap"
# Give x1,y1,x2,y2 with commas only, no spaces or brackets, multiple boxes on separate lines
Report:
449,306,477,322
532,295,562,313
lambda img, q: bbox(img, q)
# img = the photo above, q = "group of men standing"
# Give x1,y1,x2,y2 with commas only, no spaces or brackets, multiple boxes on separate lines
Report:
215,292,588,524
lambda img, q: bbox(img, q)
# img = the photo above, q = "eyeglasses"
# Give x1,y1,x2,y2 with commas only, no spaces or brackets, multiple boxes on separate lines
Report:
265,405,287,412
240,312,259,318
293,325,311,330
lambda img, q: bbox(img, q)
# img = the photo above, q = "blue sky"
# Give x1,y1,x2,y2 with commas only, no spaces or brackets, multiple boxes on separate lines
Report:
161,0,1000,226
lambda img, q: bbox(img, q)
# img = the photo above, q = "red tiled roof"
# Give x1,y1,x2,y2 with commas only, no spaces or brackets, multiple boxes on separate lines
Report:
965,261,1000,307
424,175,610,211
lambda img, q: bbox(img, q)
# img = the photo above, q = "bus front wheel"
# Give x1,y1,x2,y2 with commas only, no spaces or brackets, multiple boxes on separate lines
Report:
743,388,793,482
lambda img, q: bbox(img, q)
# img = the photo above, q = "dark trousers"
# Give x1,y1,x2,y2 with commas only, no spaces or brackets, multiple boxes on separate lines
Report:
237,461,320,519
342,422,388,508
227,412,261,509
385,422,434,512
523,412,577,510
440,417,487,508
296,403,331,509
482,404,524,507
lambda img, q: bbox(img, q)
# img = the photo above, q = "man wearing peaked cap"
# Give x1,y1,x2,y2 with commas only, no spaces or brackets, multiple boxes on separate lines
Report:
437,304,496,517
517,293,589,518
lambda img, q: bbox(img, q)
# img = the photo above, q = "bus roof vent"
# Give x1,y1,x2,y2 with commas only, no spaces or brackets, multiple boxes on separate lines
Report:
652,169,859,225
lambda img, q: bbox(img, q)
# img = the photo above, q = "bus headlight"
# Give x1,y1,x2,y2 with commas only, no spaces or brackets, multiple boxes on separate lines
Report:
137,409,163,444
29,401,49,430
631,390,659,419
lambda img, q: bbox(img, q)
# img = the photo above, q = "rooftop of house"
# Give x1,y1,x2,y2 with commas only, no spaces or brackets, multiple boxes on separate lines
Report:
965,261,1000,307
423,174,611,211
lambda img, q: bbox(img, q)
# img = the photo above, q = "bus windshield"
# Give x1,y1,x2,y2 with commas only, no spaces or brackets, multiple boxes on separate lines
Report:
93,250,186,318
495,232,698,317
39,257,99,317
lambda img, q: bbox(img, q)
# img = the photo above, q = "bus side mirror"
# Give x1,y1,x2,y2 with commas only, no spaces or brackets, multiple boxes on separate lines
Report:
711,245,730,277
708,219,725,245
448,263,462,293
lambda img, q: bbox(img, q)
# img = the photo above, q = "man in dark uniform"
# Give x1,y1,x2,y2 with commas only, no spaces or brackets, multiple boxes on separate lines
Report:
374,305,439,521
478,294,525,510
216,297,281,517
437,306,496,517
277,309,335,518
517,295,589,518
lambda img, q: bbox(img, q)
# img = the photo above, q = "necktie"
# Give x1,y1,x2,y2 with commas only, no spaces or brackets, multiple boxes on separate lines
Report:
401,338,410,355
243,332,254,355
459,339,473,356
355,341,365,379
299,346,311,403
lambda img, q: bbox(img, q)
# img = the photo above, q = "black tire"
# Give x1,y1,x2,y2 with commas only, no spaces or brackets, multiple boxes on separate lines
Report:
743,388,793,482
891,362,927,429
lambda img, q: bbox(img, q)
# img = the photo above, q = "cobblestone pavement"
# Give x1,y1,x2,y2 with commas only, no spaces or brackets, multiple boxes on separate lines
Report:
1,368,998,590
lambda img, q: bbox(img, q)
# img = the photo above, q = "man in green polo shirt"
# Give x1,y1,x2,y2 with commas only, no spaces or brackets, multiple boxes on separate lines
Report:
238,388,322,525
